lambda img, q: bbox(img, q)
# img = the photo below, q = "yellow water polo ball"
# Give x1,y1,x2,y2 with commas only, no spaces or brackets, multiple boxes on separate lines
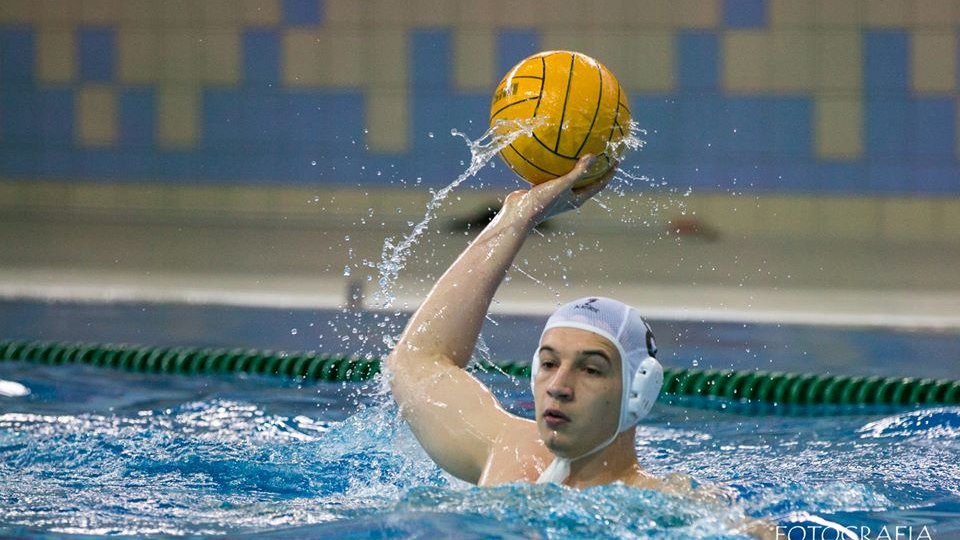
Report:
489,50,631,187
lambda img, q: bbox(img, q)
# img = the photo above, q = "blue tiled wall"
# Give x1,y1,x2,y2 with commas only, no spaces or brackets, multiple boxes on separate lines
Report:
0,2,959,196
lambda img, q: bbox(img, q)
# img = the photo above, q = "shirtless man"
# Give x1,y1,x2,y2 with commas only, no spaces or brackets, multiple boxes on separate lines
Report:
385,155,777,537
386,153,667,488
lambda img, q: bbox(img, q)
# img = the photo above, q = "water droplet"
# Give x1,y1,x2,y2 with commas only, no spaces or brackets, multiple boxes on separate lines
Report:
428,132,435,138
311,160,317,166
343,266,351,276
290,328,298,335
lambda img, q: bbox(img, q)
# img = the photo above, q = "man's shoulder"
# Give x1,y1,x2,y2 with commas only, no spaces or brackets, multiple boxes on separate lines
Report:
479,418,549,485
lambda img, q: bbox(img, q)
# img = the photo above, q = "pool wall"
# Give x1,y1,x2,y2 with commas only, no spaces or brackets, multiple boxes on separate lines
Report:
2,1,959,204
2,0,959,331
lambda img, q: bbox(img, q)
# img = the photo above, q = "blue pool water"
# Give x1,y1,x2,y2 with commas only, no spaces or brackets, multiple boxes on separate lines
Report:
2,300,960,538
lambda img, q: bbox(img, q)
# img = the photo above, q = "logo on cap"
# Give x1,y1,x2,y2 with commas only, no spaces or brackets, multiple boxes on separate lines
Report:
573,298,601,313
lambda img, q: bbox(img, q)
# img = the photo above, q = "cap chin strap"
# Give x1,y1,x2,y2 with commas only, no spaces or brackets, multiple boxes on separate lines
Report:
536,355,663,484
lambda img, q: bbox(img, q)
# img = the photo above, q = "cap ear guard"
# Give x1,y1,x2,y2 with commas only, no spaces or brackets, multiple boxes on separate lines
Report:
622,356,663,428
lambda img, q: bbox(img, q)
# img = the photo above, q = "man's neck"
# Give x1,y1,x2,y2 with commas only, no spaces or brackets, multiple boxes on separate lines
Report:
564,430,644,489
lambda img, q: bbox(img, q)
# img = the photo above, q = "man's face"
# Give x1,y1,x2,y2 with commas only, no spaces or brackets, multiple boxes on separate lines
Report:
533,327,622,458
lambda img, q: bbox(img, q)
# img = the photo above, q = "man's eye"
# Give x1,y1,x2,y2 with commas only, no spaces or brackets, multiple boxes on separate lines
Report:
540,360,557,369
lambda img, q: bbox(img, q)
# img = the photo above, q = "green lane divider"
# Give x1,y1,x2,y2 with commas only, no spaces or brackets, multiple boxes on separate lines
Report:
2,340,959,406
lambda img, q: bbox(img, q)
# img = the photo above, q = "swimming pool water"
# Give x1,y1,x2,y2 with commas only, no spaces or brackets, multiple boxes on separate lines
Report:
2,358,959,539
2,300,960,538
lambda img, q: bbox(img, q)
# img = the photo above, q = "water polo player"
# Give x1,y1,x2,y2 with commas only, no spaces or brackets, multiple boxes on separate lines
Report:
385,155,664,488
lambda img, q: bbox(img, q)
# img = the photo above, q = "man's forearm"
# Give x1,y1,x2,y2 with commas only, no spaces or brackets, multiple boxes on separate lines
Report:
387,155,602,371
392,208,534,368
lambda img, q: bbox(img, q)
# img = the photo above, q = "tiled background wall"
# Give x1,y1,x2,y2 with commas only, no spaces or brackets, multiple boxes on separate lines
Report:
0,0,958,195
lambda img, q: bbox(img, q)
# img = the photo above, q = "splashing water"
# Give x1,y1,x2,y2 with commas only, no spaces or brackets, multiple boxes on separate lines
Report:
371,119,544,327
371,117,650,325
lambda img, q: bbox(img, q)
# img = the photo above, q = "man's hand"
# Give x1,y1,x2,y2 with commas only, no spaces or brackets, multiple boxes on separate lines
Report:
501,154,617,228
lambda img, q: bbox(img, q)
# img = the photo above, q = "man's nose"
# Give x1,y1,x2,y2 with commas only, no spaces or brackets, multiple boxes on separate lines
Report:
546,368,574,401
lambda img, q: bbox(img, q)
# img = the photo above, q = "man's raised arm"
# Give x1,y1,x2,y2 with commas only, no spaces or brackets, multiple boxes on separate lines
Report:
385,155,612,483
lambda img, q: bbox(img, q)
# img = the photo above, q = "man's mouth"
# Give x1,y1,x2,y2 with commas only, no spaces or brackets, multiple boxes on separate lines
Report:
543,409,571,428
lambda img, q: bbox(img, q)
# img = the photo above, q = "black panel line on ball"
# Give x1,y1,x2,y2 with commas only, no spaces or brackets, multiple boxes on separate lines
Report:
507,143,566,177
554,54,576,153
532,132,579,160
490,96,541,122
605,85,623,146
574,62,604,157
532,56,546,118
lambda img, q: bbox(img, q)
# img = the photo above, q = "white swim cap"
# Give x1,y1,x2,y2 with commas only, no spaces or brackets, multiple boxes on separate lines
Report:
531,297,663,483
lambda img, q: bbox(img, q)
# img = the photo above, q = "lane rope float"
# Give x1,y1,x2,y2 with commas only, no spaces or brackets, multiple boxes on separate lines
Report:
2,340,958,406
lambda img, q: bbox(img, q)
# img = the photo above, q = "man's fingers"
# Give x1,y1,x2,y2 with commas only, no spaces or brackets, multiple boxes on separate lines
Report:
570,154,597,182
569,161,618,206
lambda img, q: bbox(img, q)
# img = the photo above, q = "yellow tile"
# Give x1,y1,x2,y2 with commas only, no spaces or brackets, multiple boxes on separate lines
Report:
456,2,496,28
39,0,79,23
0,181,24,207
366,90,409,153
771,31,815,92
758,195,820,239
242,0,280,26
769,0,816,26
317,29,359,88
880,198,937,241
702,194,763,237
540,29,591,57
222,186,272,214
911,0,957,27
410,0,456,26
936,198,960,241
119,0,160,27
118,30,161,84
866,0,909,26
674,0,720,28
0,0,37,23
21,181,71,208
160,0,201,28
816,196,880,240
816,0,863,27
199,0,242,27
911,31,956,93
325,0,363,25
723,31,770,93
621,32,674,92
815,31,862,92
77,86,117,147
538,0,584,27
37,29,75,83
495,0,541,28
587,32,633,82
584,0,626,29
161,31,199,83
80,0,119,23
158,87,199,149
815,96,863,159
369,0,407,25
363,29,407,86
623,0,673,27
283,28,325,87
454,29,495,91
199,30,240,85
172,185,224,211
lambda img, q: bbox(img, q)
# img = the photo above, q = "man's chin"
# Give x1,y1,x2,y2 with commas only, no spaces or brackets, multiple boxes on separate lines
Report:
541,430,579,458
